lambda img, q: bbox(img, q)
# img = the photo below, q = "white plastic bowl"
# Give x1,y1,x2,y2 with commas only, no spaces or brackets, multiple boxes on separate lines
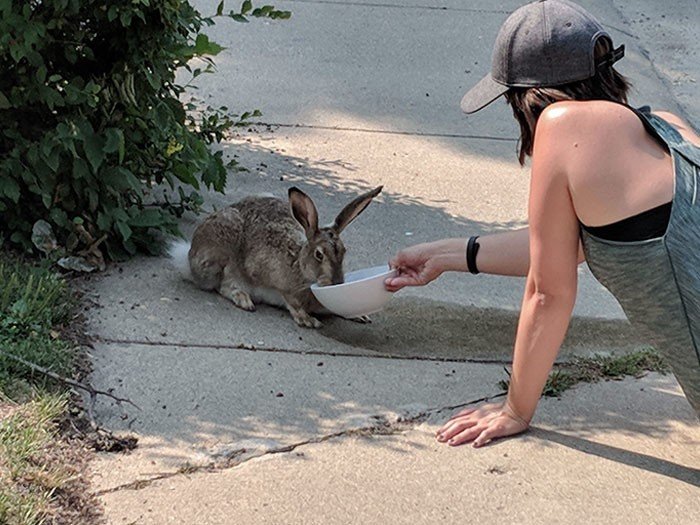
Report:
310,265,397,318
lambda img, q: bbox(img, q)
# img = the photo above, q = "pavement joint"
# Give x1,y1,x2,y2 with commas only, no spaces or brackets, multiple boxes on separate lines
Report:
253,122,519,142
280,0,510,15
98,337,517,364
283,1,636,40
94,391,506,495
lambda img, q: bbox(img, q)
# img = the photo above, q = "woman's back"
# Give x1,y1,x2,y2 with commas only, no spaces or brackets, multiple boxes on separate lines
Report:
568,104,700,414
540,100,699,230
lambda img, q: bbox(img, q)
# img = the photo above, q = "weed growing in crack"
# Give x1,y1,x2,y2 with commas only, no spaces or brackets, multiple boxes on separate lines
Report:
498,348,668,397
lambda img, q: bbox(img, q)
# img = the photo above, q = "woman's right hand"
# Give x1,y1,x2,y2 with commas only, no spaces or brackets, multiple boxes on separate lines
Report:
385,240,454,292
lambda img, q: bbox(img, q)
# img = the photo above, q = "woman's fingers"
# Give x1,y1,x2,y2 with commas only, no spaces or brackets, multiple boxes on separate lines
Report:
446,424,486,446
434,407,478,436
385,267,426,290
472,422,506,448
385,275,420,290
436,417,478,441
389,250,412,270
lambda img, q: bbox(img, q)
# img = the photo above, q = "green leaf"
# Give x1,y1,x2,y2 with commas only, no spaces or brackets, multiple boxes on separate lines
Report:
115,221,132,242
123,238,137,255
241,0,252,14
96,211,112,231
230,13,248,23
102,167,141,192
104,128,125,163
0,92,10,109
0,177,20,202
82,134,106,172
193,34,225,56
36,66,47,84
86,187,99,211
129,208,164,228
45,147,60,173
72,157,90,180
49,207,69,228
217,1,225,15
120,11,132,27
112,208,130,223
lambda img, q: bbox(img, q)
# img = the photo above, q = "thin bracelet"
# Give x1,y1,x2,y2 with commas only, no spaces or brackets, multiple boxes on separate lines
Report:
504,399,530,427
466,236,481,274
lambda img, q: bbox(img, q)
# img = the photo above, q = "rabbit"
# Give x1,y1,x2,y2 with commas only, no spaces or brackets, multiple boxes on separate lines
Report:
169,186,383,328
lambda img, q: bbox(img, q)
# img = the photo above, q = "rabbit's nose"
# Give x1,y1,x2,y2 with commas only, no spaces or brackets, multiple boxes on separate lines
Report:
331,271,344,286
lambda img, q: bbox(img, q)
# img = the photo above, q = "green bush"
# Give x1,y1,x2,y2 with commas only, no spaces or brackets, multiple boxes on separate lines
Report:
0,0,290,262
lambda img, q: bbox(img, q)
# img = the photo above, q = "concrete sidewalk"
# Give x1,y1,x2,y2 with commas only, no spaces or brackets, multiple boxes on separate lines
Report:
88,1,699,523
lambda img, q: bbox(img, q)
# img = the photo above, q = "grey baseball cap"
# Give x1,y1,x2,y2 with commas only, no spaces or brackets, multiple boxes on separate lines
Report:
461,0,625,114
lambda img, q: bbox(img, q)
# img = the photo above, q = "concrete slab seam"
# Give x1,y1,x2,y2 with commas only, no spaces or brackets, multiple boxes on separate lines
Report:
94,391,506,495
280,0,510,15
253,122,520,142
98,337,519,364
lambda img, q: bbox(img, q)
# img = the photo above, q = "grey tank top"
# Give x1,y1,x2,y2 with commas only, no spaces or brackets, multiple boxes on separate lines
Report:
580,106,700,417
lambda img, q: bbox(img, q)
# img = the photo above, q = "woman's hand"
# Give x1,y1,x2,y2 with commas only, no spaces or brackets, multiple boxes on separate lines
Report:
385,239,466,292
435,401,530,448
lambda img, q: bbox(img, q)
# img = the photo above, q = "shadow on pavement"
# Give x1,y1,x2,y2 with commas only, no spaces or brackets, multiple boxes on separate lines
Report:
531,427,700,487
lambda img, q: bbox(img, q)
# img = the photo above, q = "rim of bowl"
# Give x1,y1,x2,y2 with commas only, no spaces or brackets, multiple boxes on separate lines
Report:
310,265,396,291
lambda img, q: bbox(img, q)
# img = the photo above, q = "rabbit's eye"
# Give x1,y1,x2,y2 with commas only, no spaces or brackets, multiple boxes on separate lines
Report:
314,248,325,262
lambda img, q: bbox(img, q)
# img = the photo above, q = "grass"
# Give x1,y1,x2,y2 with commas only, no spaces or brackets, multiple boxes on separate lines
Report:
0,257,75,398
0,396,68,525
499,348,669,398
0,252,98,524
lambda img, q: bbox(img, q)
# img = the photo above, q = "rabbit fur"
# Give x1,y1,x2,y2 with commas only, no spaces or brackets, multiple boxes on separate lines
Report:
169,186,383,328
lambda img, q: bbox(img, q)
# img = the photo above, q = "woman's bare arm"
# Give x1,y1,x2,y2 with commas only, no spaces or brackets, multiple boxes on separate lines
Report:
476,227,585,277
386,228,584,291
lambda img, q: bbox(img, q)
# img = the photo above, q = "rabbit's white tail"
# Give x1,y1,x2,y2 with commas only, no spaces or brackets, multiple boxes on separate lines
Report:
167,239,193,281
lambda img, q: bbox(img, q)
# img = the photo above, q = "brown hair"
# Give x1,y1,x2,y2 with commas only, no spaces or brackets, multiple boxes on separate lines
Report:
505,37,631,165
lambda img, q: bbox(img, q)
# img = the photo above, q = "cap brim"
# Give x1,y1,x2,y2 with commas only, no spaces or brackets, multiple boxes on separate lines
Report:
460,74,509,114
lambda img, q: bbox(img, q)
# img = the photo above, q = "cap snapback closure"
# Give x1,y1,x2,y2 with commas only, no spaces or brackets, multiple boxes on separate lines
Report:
596,44,625,70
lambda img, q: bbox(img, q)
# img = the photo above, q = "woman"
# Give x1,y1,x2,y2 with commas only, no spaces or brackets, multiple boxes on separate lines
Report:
386,0,700,447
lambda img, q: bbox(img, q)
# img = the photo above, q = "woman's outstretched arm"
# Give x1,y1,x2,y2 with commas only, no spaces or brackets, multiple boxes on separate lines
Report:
385,227,584,291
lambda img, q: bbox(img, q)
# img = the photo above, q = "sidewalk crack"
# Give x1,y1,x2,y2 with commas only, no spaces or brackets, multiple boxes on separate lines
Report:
94,391,506,496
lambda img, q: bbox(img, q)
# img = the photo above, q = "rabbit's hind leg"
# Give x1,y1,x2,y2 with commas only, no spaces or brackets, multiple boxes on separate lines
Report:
219,264,255,312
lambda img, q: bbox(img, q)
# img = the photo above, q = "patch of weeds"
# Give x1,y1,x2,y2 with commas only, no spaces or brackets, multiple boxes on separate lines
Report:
499,348,668,397
0,252,102,524
0,257,76,399
0,395,100,525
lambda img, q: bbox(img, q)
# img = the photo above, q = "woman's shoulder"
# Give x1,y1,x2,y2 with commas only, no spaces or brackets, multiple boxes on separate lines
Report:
538,100,636,131
538,101,699,146
533,100,637,162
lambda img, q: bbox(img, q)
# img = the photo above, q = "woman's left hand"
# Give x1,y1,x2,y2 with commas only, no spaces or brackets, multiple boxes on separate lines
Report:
435,401,529,447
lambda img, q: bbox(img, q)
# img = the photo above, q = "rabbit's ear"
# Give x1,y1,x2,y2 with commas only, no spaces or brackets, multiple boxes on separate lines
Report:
289,187,319,239
333,186,383,233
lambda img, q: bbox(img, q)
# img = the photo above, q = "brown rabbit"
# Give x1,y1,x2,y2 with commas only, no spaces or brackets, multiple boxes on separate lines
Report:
169,186,383,328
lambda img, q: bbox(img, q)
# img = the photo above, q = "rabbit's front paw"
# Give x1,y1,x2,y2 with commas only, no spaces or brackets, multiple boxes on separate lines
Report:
220,287,256,312
292,311,323,329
